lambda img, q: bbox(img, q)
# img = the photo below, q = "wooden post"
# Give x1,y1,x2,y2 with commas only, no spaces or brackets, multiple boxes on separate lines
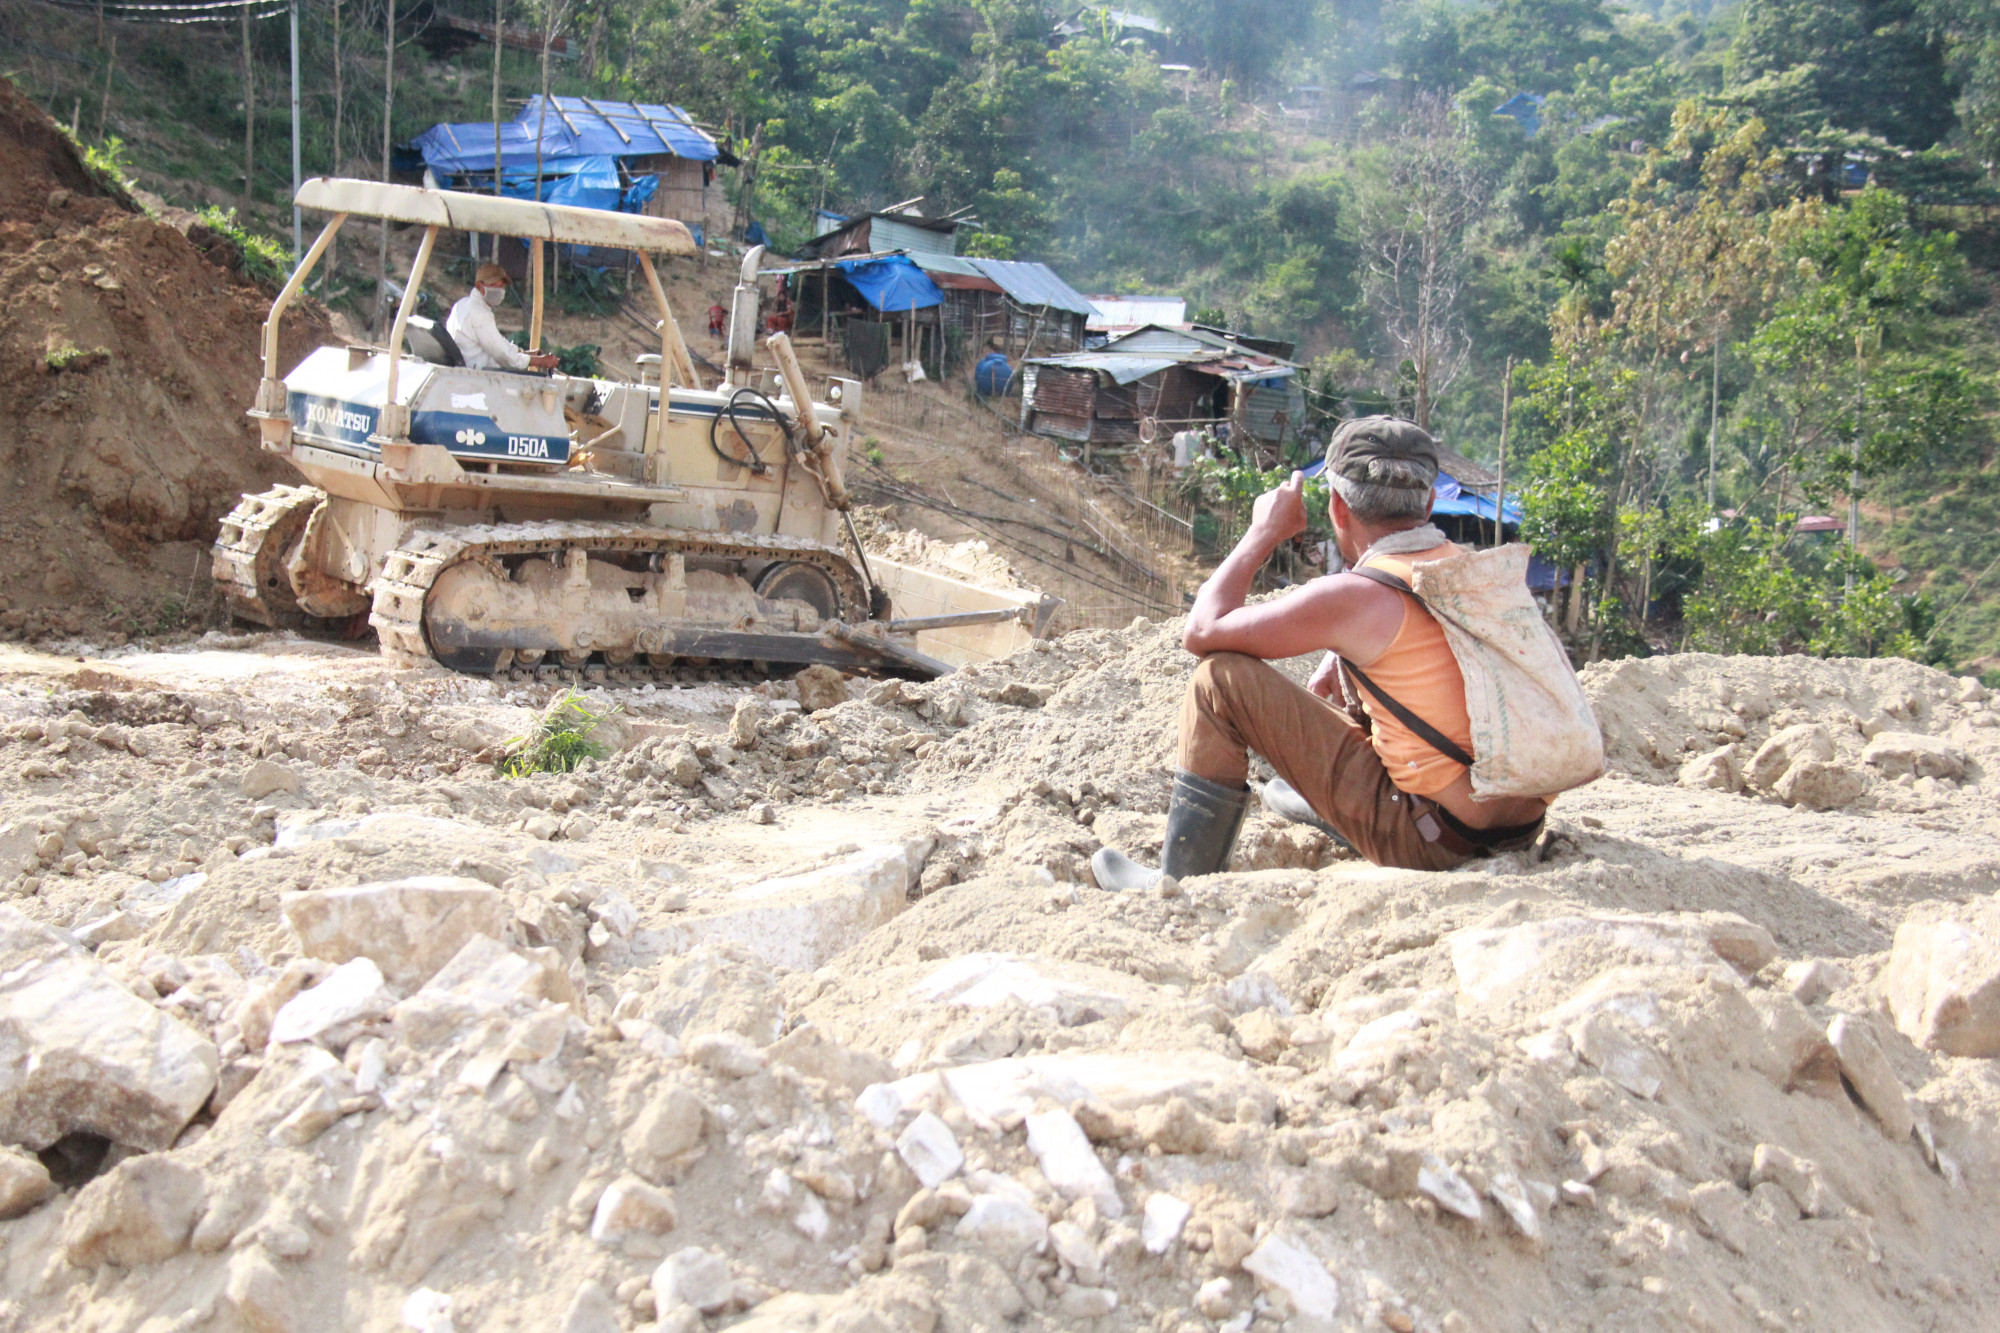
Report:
821,264,831,348
240,8,255,209
329,0,343,284
97,34,116,143
491,0,504,255
1494,354,1512,548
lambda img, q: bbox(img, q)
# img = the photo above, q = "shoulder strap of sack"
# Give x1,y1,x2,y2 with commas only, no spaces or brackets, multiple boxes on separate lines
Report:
1340,563,1475,770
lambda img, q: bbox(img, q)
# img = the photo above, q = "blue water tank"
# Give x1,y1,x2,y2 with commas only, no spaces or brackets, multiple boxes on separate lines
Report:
974,352,1013,397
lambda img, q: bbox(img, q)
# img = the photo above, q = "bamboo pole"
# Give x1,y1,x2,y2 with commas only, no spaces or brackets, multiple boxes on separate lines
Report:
97,34,116,143
635,250,697,388
376,0,398,335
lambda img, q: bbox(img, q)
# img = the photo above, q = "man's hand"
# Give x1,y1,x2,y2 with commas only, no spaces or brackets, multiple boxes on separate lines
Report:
1249,471,1308,545
1306,650,1340,700
528,351,560,372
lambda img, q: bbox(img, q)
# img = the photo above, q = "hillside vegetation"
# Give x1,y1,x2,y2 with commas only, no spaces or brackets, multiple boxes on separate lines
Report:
12,0,2000,669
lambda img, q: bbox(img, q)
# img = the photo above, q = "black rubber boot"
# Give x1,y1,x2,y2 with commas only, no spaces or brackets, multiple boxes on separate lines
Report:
1259,777,1354,851
1091,771,1251,891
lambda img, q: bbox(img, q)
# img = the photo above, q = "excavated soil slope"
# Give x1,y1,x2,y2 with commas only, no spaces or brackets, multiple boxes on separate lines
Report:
0,81,326,643
3,628,2000,1333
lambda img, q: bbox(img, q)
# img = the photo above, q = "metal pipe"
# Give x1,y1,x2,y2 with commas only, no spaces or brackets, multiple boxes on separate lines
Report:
529,237,545,350
635,250,696,387
263,212,348,379
382,223,440,426
888,608,1030,632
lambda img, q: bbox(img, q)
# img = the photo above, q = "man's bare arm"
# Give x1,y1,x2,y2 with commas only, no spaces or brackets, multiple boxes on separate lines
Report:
1181,472,1405,664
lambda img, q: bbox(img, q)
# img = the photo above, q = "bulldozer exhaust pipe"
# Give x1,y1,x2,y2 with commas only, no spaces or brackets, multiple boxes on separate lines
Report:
726,245,765,387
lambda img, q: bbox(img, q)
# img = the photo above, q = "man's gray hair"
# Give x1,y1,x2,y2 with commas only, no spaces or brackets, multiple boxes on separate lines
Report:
1329,457,1433,522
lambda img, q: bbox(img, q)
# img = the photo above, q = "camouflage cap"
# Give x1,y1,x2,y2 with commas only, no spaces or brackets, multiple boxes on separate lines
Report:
1325,416,1439,491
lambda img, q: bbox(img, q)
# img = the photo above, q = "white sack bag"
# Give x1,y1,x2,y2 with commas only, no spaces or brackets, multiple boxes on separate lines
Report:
1405,544,1605,799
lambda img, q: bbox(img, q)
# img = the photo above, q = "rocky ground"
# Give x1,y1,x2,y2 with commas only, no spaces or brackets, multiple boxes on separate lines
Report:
3,627,2000,1333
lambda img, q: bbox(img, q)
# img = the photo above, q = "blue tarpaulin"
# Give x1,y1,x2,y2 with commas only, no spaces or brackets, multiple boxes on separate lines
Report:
1301,463,1523,526
414,97,718,176
838,256,943,312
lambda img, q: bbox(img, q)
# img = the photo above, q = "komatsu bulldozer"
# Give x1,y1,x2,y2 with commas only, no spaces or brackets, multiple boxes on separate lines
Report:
213,178,1054,680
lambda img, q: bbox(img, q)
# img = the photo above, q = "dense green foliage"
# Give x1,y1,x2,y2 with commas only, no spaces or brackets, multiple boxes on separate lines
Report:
18,0,2000,665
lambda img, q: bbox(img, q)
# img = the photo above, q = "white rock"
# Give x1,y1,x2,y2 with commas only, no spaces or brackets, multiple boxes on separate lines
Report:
1049,1220,1103,1284
588,891,639,940
591,1176,679,1245
1451,913,1775,1010
1487,1171,1543,1241
1568,1013,1665,1099
401,1287,455,1333
225,1246,294,1332
896,1111,964,1188
652,1246,734,1315
792,1191,831,1241
0,1145,55,1219
1141,1191,1193,1253
1784,958,1851,1007
687,1032,766,1078
1862,731,1965,780
283,876,509,989
1024,1108,1123,1217
662,836,935,970
561,1280,621,1333
0,907,217,1151
1417,1155,1484,1221
1773,759,1865,811
59,1155,206,1267
1885,900,2000,1056
1749,1144,1840,1219
1195,1277,1235,1320
1827,1014,1914,1140
241,759,301,799
954,1194,1048,1257
269,957,394,1046
1241,1235,1339,1320
1056,1286,1119,1319
1747,723,1834,791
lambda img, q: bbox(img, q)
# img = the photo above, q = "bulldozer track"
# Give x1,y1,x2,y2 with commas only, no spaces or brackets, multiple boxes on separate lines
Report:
211,484,325,628
369,520,874,678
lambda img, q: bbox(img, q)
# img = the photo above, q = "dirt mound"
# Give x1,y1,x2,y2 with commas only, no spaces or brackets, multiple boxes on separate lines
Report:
0,81,326,643
6,636,2000,1332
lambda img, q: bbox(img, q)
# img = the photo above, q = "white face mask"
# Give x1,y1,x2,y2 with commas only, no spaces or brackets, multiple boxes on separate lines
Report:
480,285,505,308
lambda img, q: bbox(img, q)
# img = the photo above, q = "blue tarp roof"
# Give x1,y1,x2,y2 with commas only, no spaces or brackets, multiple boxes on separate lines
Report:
414,96,717,175
837,256,944,312
1300,465,1523,525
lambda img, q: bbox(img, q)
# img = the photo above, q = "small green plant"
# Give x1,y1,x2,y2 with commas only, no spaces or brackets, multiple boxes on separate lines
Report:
498,689,616,777
864,445,885,465
195,206,291,292
45,343,110,372
76,135,137,194
151,598,188,634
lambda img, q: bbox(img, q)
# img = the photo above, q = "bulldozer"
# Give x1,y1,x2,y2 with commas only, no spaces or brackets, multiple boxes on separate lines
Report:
213,178,1055,680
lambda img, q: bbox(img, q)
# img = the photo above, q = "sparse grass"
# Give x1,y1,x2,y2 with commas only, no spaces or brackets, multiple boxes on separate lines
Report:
498,689,616,777
195,205,291,292
44,343,109,372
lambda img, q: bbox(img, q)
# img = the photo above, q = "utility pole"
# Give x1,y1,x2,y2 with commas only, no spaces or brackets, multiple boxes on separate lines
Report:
1708,326,1721,513
290,0,302,261
1847,329,1865,593
240,4,255,211
1494,356,1512,548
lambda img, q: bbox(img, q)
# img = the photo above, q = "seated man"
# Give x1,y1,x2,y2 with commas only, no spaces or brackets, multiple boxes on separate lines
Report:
1093,416,1553,887
445,263,558,373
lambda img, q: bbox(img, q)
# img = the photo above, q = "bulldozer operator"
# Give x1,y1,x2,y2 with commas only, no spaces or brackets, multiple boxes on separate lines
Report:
446,262,560,373
1092,417,1554,888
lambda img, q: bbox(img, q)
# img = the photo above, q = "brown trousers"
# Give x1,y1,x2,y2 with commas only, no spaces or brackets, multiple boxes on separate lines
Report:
1177,652,1476,872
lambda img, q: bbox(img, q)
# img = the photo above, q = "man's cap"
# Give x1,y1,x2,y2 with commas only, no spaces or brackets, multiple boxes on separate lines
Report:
1326,416,1438,490
475,263,510,287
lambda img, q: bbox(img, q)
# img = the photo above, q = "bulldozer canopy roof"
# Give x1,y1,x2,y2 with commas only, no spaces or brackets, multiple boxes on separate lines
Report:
295,177,697,253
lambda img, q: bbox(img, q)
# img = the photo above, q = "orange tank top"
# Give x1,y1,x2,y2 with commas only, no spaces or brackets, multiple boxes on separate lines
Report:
1352,543,1473,798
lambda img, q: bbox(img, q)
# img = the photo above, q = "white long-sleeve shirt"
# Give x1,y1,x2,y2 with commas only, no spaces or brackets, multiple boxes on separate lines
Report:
445,290,533,371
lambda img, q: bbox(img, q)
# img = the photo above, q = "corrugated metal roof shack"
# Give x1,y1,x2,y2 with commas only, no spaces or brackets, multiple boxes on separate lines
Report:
1019,324,1304,455
910,255,1094,362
